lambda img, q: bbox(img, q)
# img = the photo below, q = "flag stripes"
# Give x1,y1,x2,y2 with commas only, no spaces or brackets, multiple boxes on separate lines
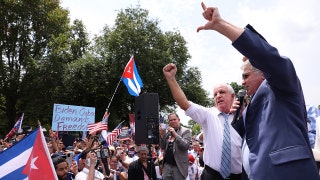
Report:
87,122,108,135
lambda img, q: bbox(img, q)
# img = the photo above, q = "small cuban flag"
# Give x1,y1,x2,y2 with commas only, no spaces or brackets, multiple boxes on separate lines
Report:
121,55,143,96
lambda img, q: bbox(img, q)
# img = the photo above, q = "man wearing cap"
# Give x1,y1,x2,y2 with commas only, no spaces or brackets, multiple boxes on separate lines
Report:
187,154,198,180
128,146,157,180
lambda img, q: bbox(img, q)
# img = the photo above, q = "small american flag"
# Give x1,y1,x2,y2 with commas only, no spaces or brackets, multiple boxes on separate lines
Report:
106,121,124,145
87,121,108,135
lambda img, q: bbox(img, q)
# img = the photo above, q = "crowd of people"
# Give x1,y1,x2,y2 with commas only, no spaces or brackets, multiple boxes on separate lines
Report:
2,2,320,180
47,128,207,180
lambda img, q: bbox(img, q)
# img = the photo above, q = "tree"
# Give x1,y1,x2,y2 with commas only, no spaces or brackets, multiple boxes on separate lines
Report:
230,82,245,95
188,119,201,136
0,0,69,131
90,5,209,126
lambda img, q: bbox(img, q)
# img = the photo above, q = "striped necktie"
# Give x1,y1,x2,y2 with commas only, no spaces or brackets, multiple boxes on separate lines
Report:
220,113,231,178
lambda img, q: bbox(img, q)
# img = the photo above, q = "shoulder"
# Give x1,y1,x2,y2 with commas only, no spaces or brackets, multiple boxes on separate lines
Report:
129,159,139,168
75,171,86,180
181,126,191,133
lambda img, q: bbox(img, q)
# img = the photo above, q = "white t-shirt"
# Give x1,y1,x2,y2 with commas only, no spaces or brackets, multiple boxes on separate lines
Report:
75,167,105,180
187,163,198,180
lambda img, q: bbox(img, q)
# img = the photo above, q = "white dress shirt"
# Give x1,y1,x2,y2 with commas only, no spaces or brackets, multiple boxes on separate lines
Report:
185,102,243,174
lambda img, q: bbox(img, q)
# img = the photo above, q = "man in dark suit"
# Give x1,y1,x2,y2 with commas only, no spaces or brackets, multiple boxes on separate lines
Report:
159,113,191,180
197,2,319,180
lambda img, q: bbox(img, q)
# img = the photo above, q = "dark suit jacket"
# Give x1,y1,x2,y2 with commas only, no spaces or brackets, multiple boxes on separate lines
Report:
159,126,191,178
232,25,319,180
128,159,157,180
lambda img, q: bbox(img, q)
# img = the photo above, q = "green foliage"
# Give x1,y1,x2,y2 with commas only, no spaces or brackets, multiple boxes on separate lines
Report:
188,120,201,136
229,82,245,95
90,5,209,125
0,3,209,136
0,0,69,134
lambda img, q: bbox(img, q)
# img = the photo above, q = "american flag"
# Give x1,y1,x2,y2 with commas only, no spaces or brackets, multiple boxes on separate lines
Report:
87,121,108,135
4,113,24,141
100,111,109,140
106,121,124,145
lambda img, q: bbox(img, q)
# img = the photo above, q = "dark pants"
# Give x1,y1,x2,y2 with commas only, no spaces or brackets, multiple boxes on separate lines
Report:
200,165,242,180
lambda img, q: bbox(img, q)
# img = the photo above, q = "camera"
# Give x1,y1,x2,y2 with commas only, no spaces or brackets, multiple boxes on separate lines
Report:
66,152,74,165
95,148,109,158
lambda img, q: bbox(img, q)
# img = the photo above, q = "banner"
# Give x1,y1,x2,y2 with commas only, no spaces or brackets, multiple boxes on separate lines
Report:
52,104,95,131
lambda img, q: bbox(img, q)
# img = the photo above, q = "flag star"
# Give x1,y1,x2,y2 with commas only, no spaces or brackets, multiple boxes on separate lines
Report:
31,157,38,170
127,67,132,73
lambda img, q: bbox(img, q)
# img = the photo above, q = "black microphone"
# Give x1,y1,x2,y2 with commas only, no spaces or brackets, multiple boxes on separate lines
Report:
231,89,247,125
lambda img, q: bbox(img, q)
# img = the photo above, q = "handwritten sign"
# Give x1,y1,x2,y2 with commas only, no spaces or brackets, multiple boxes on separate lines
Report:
52,104,95,131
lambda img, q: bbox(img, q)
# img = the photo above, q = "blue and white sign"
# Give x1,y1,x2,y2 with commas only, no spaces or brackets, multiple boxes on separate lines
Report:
52,104,95,131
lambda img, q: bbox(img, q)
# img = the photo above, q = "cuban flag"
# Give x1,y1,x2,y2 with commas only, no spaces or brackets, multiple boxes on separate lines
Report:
0,127,58,180
121,56,143,96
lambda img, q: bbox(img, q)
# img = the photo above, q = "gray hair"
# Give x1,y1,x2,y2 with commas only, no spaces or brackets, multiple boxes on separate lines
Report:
226,84,235,95
241,59,262,74
137,146,149,153
213,83,235,95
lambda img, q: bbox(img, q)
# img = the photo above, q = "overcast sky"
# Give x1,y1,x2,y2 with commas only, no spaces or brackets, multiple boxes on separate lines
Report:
61,0,320,125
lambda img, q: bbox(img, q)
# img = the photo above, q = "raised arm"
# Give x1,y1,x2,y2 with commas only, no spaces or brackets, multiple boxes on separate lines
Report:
163,63,190,111
197,2,244,42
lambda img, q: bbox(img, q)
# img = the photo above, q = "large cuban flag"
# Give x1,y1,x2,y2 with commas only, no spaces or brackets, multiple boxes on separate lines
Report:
0,127,58,180
121,55,143,96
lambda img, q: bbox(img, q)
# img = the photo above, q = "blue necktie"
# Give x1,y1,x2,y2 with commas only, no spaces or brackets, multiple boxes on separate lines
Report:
220,113,231,178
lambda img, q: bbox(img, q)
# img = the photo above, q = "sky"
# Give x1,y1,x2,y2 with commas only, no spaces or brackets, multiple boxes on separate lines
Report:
61,0,320,125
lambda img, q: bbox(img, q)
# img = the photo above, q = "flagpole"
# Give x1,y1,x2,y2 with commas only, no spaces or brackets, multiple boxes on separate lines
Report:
105,79,122,114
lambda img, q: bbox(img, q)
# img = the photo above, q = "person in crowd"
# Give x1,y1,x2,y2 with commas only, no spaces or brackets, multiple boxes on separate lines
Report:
126,145,138,164
307,105,320,148
154,155,164,180
75,149,105,180
312,115,320,171
52,156,78,180
159,113,191,180
197,146,205,180
163,63,242,179
128,146,157,180
105,155,127,180
197,2,319,179
116,146,130,170
188,141,199,159
186,154,198,180
52,156,69,180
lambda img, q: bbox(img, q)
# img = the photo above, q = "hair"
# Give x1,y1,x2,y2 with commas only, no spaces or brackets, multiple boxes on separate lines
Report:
52,156,67,169
137,146,149,153
241,58,262,74
213,83,235,95
168,113,179,119
80,149,93,159
109,155,118,161
226,84,235,95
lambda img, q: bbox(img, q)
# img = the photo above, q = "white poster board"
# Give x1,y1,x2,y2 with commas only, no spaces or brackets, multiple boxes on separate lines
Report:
52,104,95,131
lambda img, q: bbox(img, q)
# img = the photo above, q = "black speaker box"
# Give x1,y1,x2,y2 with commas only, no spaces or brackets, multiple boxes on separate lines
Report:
135,93,159,144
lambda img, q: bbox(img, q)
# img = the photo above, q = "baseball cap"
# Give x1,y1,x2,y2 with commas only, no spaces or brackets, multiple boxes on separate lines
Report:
188,154,195,164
